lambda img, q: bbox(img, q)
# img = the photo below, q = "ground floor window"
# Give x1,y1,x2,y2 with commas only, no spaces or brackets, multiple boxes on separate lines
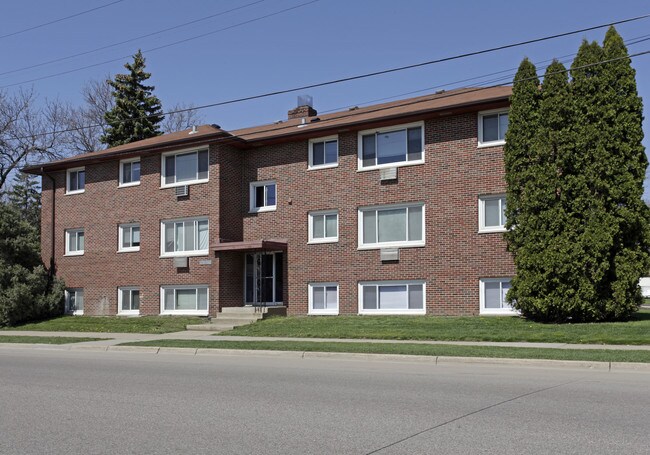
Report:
358,281,425,315
161,285,208,315
479,278,516,315
309,283,339,315
118,287,140,315
245,252,283,305
65,288,84,315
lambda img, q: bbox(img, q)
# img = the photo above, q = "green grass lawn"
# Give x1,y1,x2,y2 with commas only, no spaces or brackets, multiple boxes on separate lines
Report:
2,316,207,334
121,339,650,363
0,336,106,344
221,309,650,345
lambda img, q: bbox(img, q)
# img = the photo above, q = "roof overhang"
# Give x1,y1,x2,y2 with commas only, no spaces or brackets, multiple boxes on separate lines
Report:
212,239,288,253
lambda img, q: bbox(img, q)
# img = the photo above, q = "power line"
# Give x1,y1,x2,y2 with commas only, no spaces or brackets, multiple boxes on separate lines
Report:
0,0,125,40
0,0,320,89
0,0,268,78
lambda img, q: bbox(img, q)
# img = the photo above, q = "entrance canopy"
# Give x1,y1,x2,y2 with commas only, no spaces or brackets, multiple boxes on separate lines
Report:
212,239,288,253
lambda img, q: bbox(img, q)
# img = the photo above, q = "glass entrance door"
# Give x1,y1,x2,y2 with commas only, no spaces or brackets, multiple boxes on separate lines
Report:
245,252,283,306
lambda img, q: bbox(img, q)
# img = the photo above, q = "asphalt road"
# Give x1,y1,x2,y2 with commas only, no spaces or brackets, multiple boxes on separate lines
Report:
0,348,648,455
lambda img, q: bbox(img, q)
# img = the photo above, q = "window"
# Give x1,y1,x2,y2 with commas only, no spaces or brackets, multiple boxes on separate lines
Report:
309,136,338,169
359,203,424,249
309,283,339,315
308,210,338,243
66,167,85,194
480,278,515,315
118,287,140,315
358,122,424,170
161,285,208,315
119,158,140,187
65,288,84,315
359,281,425,315
65,229,85,256
478,110,509,146
479,195,507,233
249,181,276,213
118,223,140,252
161,148,208,187
161,217,208,257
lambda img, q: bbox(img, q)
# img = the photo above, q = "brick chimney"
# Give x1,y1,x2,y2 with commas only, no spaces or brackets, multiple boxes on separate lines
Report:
288,94,317,120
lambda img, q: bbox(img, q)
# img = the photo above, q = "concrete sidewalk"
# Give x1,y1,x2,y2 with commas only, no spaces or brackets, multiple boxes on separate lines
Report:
2,329,650,351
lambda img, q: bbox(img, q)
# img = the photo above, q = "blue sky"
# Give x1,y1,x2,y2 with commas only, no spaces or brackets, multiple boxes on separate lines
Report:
2,0,650,193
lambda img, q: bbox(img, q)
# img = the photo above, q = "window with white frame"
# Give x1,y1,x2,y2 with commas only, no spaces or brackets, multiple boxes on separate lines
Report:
479,195,507,233
359,203,424,249
161,217,208,257
480,278,515,314
478,110,509,146
161,148,208,187
309,136,338,169
65,288,84,315
359,122,424,169
161,285,208,315
119,158,141,187
359,281,425,314
66,167,85,194
118,287,140,315
249,181,276,212
308,210,338,243
309,283,339,315
118,223,140,252
65,229,85,255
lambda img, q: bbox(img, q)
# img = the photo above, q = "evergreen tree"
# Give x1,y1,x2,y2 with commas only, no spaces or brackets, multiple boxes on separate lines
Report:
101,50,164,147
8,172,41,227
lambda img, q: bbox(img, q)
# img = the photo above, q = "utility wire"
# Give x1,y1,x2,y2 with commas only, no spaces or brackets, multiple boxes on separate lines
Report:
0,0,268,78
0,0,320,89
0,0,125,40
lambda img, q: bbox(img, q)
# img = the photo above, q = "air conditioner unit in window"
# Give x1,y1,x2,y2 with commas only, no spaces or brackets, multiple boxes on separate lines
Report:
175,185,189,197
173,256,188,268
380,248,400,262
380,167,398,182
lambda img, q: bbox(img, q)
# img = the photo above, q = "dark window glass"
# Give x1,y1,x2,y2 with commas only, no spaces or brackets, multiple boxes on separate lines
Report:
132,161,140,182
198,150,209,180
362,134,376,167
255,186,265,208
407,127,422,161
312,142,324,166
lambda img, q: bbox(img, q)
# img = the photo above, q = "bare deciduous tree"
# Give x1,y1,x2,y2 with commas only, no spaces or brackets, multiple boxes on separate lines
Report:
161,102,204,133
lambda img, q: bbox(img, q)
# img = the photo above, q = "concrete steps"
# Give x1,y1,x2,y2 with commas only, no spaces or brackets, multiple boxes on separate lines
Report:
186,306,286,332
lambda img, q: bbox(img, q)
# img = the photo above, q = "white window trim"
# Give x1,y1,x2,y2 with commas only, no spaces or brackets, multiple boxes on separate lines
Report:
358,202,425,250
358,280,426,315
65,288,84,315
118,223,141,253
357,121,425,171
308,135,339,170
118,157,141,188
308,283,339,315
478,108,508,148
160,285,209,316
249,180,277,213
479,277,518,315
64,228,85,256
117,287,140,316
478,195,507,233
160,216,209,258
160,147,209,188
65,167,85,195
308,210,339,244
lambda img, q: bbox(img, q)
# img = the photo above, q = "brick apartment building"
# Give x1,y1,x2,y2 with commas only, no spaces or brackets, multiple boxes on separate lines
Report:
24,86,515,317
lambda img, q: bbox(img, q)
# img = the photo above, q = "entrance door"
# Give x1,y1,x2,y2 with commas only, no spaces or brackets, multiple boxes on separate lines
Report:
245,252,283,306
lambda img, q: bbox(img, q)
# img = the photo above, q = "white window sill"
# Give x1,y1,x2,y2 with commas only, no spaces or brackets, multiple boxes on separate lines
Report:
249,206,276,214
308,163,339,171
478,227,507,234
160,179,209,189
358,242,425,250
357,159,424,173
160,310,209,316
160,251,209,259
308,238,338,245
118,311,140,316
64,252,84,257
65,190,85,195
358,309,426,315
118,248,140,253
118,182,141,188
477,140,506,149
309,310,339,315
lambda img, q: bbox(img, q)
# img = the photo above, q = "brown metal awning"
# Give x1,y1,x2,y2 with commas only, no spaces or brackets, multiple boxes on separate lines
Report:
212,239,288,253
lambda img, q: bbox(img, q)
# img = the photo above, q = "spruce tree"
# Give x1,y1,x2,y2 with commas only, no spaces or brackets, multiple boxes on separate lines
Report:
101,50,164,147
8,172,41,227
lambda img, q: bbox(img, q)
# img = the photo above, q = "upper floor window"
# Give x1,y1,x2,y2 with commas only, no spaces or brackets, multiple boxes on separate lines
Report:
358,122,424,170
308,210,338,243
66,167,85,194
118,223,140,252
161,217,208,257
249,181,276,213
309,136,338,169
479,195,507,233
162,148,208,187
119,158,140,187
478,110,508,146
480,278,515,315
65,228,85,256
359,203,424,249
